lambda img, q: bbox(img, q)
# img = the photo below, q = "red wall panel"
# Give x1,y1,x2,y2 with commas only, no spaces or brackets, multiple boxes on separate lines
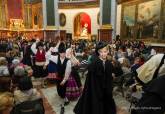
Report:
7,0,23,19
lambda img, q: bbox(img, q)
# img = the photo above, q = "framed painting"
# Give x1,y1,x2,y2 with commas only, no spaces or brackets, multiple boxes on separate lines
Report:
122,5,136,38
137,0,161,38
60,13,66,27
163,2,165,39
123,5,136,26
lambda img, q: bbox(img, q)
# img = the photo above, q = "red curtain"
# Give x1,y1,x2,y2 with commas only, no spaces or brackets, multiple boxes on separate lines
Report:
7,0,23,19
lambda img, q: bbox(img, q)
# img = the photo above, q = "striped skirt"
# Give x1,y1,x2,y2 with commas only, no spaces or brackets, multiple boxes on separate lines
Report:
66,75,81,101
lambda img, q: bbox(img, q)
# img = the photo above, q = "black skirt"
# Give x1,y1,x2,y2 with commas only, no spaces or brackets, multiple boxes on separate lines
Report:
33,65,48,78
56,80,67,98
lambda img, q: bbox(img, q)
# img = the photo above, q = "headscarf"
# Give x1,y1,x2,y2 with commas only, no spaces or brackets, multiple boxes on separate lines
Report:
136,54,165,84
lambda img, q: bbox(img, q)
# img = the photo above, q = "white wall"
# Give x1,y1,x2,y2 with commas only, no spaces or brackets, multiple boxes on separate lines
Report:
116,4,122,36
59,8,100,38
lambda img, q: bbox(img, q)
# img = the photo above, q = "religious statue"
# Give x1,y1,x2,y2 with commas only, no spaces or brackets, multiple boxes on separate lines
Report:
81,23,88,37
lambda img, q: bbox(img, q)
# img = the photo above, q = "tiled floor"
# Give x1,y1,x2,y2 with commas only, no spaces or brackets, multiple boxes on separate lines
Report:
39,89,56,114
34,77,131,114
41,86,131,114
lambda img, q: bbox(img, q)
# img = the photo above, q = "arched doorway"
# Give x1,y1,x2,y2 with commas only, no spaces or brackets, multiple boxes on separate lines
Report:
74,12,91,40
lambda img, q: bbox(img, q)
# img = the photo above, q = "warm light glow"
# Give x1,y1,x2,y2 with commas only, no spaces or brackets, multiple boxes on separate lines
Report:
9,19,24,31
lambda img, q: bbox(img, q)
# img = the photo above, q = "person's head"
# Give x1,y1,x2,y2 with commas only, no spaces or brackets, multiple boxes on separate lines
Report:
112,58,120,67
22,40,28,46
134,57,140,64
122,58,130,68
0,77,11,92
30,39,36,43
58,42,66,59
71,44,76,50
37,42,44,50
0,57,8,66
14,66,27,77
96,41,109,60
18,76,33,91
12,58,20,67
0,92,14,114
49,42,55,48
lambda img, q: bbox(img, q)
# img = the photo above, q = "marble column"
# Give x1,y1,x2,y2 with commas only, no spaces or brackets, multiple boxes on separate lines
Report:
42,0,61,41
99,0,116,42
111,0,117,40
42,0,59,29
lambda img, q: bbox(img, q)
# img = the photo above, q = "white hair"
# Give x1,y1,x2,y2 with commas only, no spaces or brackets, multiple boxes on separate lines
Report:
12,59,20,66
14,66,26,76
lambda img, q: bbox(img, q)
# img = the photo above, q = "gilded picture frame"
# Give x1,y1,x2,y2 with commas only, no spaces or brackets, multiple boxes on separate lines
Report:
97,12,100,25
60,13,66,27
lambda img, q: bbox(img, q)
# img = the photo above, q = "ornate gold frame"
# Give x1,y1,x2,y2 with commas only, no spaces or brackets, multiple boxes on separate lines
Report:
59,1,99,9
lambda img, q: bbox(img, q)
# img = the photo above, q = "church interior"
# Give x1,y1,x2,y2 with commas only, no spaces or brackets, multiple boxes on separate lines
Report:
0,0,165,114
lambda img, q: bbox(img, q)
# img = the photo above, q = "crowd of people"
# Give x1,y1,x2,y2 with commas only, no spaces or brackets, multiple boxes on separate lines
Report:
0,37,164,114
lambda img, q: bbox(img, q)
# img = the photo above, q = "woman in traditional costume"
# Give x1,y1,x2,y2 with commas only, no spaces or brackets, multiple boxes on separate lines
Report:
74,41,116,114
45,42,71,100
46,41,60,81
31,41,47,87
65,45,82,101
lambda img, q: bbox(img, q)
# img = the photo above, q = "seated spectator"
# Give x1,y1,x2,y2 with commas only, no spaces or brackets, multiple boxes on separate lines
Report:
121,58,131,74
12,66,27,88
0,72,14,114
131,57,141,74
0,57,9,77
125,57,141,86
0,92,14,114
11,58,33,77
112,58,123,77
14,76,41,105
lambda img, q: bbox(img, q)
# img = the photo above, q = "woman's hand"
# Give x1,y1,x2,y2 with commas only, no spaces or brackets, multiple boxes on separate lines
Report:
43,65,47,70
60,80,66,86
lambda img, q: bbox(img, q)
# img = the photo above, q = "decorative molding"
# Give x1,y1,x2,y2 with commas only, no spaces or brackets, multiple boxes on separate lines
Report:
59,1,99,9
117,0,135,4
45,26,58,30
100,24,113,29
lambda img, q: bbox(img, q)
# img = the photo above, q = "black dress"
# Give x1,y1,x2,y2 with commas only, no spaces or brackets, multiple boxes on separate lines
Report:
74,57,116,114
